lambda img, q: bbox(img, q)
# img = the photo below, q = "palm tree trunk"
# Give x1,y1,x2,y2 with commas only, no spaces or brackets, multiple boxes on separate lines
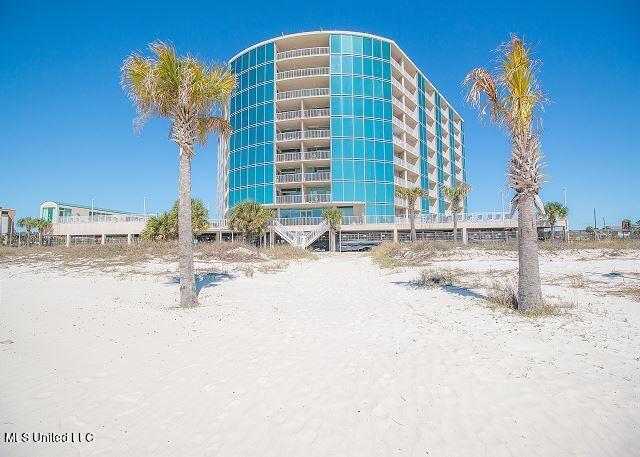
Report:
329,228,335,252
178,146,197,308
452,212,458,243
517,193,543,311
410,211,416,242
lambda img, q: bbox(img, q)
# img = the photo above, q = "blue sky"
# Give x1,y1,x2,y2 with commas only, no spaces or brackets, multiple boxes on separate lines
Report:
1,0,638,228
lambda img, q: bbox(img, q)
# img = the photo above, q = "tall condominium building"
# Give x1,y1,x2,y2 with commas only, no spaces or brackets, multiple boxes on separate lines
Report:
217,31,466,225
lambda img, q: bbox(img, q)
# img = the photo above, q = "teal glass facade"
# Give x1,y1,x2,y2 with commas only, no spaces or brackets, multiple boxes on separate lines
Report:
329,34,395,220
417,74,431,214
434,92,446,214
220,32,466,221
228,42,276,208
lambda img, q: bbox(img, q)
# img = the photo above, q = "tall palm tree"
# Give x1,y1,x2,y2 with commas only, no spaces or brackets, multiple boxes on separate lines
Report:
544,201,568,241
441,183,471,243
322,207,343,252
228,201,275,245
396,187,427,242
17,217,34,247
464,35,547,311
122,41,235,307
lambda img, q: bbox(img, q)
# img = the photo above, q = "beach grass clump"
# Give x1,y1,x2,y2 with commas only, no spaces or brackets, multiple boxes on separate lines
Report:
257,260,289,274
415,268,457,287
370,241,454,268
260,244,317,261
486,279,519,310
487,279,577,316
567,273,586,288
196,242,263,262
242,265,255,278
621,286,640,301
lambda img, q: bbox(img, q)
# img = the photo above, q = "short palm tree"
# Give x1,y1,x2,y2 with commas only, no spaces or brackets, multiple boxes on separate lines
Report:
396,187,427,242
17,217,34,247
322,207,343,252
228,201,275,245
441,183,471,243
142,213,172,241
464,35,547,311
122,41,235,307
33,218,53,245
544,202,568,240
141,199,209,241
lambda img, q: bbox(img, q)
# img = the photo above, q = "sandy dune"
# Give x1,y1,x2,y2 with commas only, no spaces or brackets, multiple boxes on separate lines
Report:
1,251,639,456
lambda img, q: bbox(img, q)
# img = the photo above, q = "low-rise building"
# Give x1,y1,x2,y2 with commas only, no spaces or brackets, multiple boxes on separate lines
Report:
1,207,16,237
40,201,132,223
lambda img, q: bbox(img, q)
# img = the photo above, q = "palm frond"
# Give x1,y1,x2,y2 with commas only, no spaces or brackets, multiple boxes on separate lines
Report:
196,116,231,145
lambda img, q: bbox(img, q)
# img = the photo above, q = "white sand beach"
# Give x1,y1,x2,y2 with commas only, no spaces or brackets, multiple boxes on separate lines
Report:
1,248,639,456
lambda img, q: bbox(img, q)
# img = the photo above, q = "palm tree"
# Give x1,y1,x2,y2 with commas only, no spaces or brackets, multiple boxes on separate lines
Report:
322,207,343,252
441,183,471,243
17,217,34,247
464,35,547,311
122,42,235,307
228,201,275,245
142,199,210,241
33,218,53,246
396,187,427,242
141,213,172,241
544,202,568,241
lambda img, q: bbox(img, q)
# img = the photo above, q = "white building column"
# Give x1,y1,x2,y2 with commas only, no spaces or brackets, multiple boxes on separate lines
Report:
462,227,468,245
393,228,398,243
66,234,71,247
101,234,106,245
127,234,132,245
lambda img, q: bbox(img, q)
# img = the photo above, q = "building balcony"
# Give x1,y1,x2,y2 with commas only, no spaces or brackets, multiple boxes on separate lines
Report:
276,66,330,80
394,196,409,207
276,47,330,61
276,149,331,163
276,87,329,101
274,193,332,205
276,107,330,121
276,129,330,142
394,176,416,188
275,171,330,184
303,171,331,182
393,156,420,174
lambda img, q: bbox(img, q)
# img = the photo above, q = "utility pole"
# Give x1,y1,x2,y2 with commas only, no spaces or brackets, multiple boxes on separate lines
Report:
563,188,567,208
593,208,597,229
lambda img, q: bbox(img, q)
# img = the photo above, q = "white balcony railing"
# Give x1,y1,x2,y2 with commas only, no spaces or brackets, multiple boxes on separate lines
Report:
276,107,330,121
276,47,330,60
277,87,330,101
275,173,303,183
394,196,408,206
275,193,332,204
393,157,419,174
303,171,331,182
276,149,331,162
275,151,302,162
275,171,330,183
276,67,330,80
276,129,331,142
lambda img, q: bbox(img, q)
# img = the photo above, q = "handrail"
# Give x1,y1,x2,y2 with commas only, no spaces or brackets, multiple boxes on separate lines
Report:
276,88,329,101
276,47,330,60
276,67,329,80
275,149,331,162
276,107,330,121
276,129,330,141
